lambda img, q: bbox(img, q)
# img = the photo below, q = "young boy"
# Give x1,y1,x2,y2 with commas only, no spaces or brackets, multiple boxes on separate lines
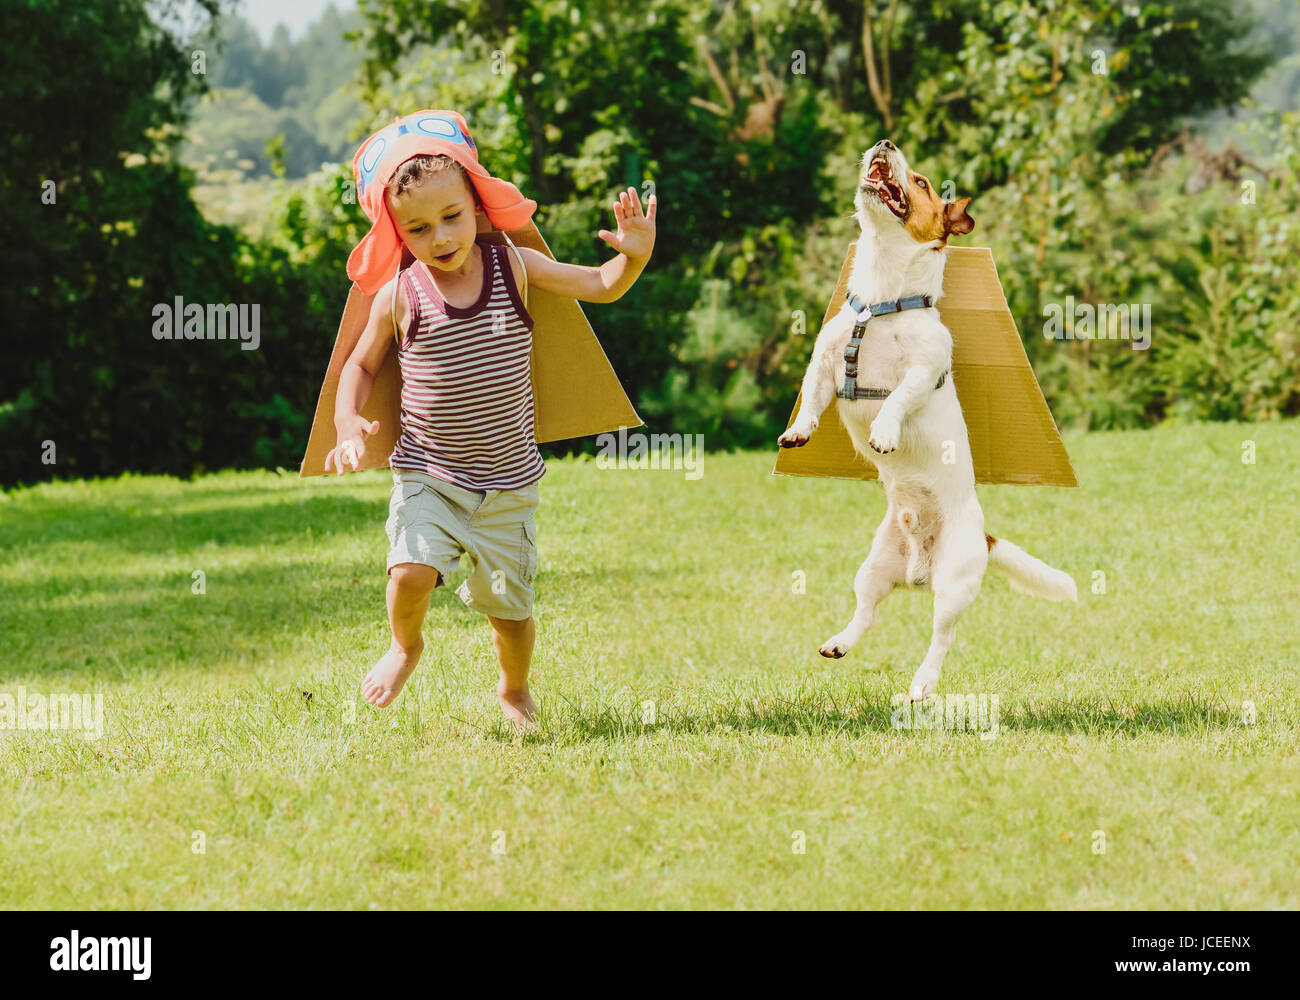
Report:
325,110,656,727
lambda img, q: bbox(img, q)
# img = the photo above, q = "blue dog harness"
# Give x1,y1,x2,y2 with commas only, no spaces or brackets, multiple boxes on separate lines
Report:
837,291,950,400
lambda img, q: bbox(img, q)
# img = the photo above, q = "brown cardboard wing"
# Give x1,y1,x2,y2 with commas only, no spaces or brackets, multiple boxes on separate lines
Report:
299,218,643,477
773,244,1078,487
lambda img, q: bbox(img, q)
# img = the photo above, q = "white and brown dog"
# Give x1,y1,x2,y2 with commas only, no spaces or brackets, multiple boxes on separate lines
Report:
779,139,1076,702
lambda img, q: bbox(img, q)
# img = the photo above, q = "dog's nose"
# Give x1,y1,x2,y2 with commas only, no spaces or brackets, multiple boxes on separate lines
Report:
880,139,896,151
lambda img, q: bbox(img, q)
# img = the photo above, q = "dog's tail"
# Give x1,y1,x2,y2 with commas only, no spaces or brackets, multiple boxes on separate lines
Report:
985,534,1077,602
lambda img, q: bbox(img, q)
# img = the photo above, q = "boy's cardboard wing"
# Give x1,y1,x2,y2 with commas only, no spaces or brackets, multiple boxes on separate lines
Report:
299,219,643,477
773,244,1078,487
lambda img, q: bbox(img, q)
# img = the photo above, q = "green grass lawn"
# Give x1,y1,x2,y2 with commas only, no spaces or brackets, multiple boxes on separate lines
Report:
2,419,1298,909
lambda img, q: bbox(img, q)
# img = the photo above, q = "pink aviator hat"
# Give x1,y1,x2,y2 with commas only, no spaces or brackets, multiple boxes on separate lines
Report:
345,109,537,295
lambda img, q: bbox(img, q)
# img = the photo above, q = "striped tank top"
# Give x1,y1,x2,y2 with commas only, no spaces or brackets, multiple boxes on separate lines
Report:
389,241,546,490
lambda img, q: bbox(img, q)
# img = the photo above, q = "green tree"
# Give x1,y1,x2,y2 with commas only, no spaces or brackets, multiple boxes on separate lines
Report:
0,0,346,484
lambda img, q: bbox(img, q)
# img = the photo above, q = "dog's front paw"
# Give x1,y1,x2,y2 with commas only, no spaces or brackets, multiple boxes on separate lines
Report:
868,415,900,454
818,635,851,658
908,667,940,703
778,420,817,448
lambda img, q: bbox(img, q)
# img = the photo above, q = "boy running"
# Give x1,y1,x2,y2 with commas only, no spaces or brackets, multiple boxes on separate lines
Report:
326,110,656,727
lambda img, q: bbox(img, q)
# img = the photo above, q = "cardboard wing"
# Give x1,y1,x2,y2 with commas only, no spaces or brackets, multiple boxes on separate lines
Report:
299,219,643,477
773,244,1078,487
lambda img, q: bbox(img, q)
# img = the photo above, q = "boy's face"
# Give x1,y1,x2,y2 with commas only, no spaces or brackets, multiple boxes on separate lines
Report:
387,169,483,272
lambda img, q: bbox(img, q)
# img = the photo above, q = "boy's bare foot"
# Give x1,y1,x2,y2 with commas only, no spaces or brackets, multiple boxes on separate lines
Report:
362,639,424,707
498,684,538,731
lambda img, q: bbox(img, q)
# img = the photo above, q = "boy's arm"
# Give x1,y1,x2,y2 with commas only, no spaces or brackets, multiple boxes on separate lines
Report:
516,187,657,304
336,276,402,423
326,277,405,474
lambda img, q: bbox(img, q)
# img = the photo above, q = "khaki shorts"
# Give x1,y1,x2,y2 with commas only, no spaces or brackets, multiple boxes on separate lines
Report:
384,470,540,621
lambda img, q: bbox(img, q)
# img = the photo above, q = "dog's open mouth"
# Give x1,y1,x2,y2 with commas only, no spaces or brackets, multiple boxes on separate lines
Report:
863,155,908,218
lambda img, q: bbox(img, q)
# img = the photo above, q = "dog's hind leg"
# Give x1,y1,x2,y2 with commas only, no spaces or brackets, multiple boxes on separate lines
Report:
907,522,988,701
819,516,905,659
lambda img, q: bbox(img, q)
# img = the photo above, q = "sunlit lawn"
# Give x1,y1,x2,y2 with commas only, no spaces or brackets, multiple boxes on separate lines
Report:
1,419,1297,908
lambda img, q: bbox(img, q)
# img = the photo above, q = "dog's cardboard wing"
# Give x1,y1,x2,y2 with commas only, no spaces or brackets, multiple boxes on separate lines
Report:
299,219,643,477
773,244,1077,487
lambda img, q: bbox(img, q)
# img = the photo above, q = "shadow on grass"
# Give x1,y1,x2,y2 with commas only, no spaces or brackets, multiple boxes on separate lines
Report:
0,473,693,682
0,568,512,684
0,491,386,555
533,691,1243,744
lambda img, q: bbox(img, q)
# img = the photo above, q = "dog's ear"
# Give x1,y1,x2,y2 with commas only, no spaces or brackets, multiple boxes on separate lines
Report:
944,196,974,237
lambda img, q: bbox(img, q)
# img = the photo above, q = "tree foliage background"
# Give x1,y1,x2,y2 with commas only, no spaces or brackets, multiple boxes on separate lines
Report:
1,0,1296,486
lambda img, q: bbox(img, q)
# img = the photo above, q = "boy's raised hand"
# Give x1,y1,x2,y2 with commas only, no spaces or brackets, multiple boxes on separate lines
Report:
325,416,380,476
597,187,657,261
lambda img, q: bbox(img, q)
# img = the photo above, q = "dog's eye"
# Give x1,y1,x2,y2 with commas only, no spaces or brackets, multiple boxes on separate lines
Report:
916,177,929,191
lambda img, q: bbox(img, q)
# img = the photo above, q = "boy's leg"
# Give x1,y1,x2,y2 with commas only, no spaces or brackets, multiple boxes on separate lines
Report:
362,563,439,707
452,481,541,727
370,473,472,708
488,614,536,725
